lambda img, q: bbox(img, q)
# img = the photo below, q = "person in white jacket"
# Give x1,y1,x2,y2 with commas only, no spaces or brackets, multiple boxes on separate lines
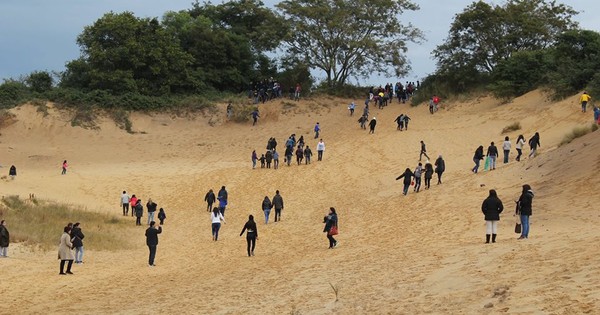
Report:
502,136,511,164
211,207,226,241
515,135,526,161
317,139,325,161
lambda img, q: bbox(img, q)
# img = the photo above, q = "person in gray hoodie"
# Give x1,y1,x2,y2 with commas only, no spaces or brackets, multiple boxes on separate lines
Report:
272,190,284,222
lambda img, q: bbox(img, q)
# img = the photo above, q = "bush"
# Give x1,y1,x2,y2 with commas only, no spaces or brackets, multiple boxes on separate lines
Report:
489,50,549,100
230,104,255,123
501,122,522,134
70,105,98,129
0,80,30,108
109,109,134,133
559,124,596,146
0,109,17,128
314,83,365,99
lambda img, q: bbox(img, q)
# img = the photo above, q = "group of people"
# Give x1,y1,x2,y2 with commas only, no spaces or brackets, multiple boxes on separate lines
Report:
58,222,85,274
248,78,302,104
5,160,68,179
396,150,446,196
252,134,326,169
120,191,166,226
480,184,535,243
472,132,541,173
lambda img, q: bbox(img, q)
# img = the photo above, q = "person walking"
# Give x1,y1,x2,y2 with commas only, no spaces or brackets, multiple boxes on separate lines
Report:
295,146,304,165
273,150,280,169
8,165,16,179
134,199,144,226
204,189,216,212
251,109,260,126
424,162,434,190
146,199,157,225
158,208,166,225
419,141,430,161
262,196,273,224
317,139,325,161
394,114,404,130
481,190,504,244
259,154,266,168
211,207,226,241
395,168,415,196
145,221,162,266
284,146,293,166
130,194,138,217
304,146,312,164
240,215,258,257
502,137,511,164
265,150,273,168
473,145,484,173
314,122,320,139
58,226,75,275
358,115,368,129
349,102,355,116
515,135,526,161
413,163,423,193
0,220,9,257
402,115,411,130
368,117,377,134
272,190,284,222
528,132,541,158
435,155,445,184
517,184,534,240
218,186,228,216
121,191,130,216
61,160,68,175
71,222,85,264
294,83,301,101
580,91,591,113
323,207,338,249
252,150,258,169
486,142,499,170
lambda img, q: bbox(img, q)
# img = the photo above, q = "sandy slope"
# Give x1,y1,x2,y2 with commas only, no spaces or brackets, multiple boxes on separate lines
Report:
0,91,599,314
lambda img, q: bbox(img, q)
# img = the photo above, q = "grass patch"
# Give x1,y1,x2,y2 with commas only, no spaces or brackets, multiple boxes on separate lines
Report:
109,109,134,134
230,104,255,123
70,105,98,130
33,99,50,117
501,122,522,134
0,109,17,128
0,195,135,251
560,124,597,146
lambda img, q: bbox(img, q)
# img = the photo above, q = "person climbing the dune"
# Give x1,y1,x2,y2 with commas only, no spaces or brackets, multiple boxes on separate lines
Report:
515,135,526,161
304,146,312,164
435,155,445,184
580,91,591,113
317,139,325,161
413,163,423,193
402,115,411,130
486,142,499,170
240,215,258,257
419,141,430,161
62,160,68,175
369,117,377,134
424,162,434,190
395,168,415,196
528,132,541,158
473,145,484,173
218,186,228,216
394,114,404,130
323,207,339,249
204,189,216,212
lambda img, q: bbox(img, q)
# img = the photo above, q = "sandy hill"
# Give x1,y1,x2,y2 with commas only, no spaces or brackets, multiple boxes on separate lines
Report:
0,91,599,314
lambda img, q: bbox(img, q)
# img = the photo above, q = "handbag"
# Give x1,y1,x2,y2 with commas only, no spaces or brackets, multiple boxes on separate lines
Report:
328,226,339,236
514,223,522,234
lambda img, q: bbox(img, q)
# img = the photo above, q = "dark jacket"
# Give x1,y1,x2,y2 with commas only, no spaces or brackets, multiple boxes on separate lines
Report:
517,190,534,216
135,203,144,218
482,197,504,221
9,166,16,176
487,145,498,157
272,194,284,210
369,119,377,129
205,191,216,204
323,214,338,233
0,225,9,247
158,210,166,220
474,147,484,160
529,135,540,149
71,227,85,248
396,170,415,185
218,188,228,202
262,198,273,210
424,164,434,179
304,147,312,157
285,147,293,157
240,221,258,237
265,150,273,162
147,201,157,213
435,157,445,173
145,226,162,246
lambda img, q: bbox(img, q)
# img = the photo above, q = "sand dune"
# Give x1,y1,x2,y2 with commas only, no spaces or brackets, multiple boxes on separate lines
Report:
0,91,599,314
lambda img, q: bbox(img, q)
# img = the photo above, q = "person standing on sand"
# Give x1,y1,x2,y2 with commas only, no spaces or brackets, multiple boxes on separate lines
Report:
211,207,226,241
528,132,541,158
265,150,273,168
8,165,16,179
396,168,415,196
273,150,280,169
205,189,216,212
58,226,75,275
121,191,130,216
145,221,162,266
0,220,9,257
502,137,511,164
358,115,368,129
62,160,68,175
304,146,312,164
349,102,355,116
259,154,266,168
272,190,284,222
251,109,260,126
435,155,445,184
262,196,273,224
317,139,325,161
146,199,157,225
394,114,404,130
285,146,293,166
158,208,166,225
218,186,228,217
323,207,338,249
517,184,534,240
295,146,304,165
252,150,258,169
240,215,258,257
402,114,411,130
314,122,321,139
134,199,144,226
594,106,600,124
473,145,484,173
419,141,430,161
71,222,85,264
369,117,377,134
130,194,138,217
424,162,434,190
515,135,526,161
580,91,591,113
486,142,499,170
482,190,504,244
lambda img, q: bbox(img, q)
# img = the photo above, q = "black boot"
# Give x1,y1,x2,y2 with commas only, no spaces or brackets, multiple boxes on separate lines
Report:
492,234,497,243
486,234,491,244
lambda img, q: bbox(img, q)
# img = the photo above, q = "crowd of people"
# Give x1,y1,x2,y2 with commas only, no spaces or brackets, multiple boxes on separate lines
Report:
248,78,302,104
252,133,326,170
472,132,541,173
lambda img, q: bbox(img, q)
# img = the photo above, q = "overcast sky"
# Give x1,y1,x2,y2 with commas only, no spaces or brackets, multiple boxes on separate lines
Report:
0,0,598,85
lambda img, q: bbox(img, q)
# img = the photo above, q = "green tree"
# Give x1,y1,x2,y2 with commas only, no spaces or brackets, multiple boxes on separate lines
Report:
489,50,549,99
277,0,422,87
26,71,54,93
434,0,578,74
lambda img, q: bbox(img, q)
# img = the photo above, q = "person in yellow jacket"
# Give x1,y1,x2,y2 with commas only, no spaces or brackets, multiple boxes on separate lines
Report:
580,91,591,113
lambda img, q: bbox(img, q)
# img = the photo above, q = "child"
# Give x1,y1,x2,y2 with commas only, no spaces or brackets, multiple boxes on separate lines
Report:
259,154,266,168
62,160,68,175
158,208,166,225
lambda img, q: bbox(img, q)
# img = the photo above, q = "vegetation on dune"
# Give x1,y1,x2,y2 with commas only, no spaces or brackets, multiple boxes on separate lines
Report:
501,122,522,134
560,124,598,146
0,195,134,251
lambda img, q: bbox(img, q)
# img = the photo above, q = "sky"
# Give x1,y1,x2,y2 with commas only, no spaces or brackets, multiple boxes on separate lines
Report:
0,0,598,85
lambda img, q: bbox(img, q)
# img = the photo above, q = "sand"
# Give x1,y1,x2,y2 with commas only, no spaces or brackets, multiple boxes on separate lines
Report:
0,91,599,314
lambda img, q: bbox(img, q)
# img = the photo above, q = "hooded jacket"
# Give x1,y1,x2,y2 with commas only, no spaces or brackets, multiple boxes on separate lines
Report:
518,190,535,216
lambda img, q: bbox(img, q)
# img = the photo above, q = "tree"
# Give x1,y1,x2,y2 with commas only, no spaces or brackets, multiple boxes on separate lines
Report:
277,0,422,87
489,50,549,99
434,0,578,74
26,71,54,93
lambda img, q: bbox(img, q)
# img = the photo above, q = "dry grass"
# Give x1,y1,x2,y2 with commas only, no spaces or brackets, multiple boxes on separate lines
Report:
560,124,597,146
501,122,521,134
0,109,17,128
109,109,134,134
0,195,135,251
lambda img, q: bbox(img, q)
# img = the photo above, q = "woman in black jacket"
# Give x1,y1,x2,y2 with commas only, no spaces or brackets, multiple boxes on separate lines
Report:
481,190,504,243
424,163,434,190
323,207,338,249
472,146,484,173
435,155,445,184
240,215,258,257
517,184,534,239
396,168,415,196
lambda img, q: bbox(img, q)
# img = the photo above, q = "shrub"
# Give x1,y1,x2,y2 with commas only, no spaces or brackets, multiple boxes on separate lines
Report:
0,80,30,108
231,104,255,123
70,105,98,129
109,109,133,133
0,109,17,128
559,124,596,146
501,122,522,134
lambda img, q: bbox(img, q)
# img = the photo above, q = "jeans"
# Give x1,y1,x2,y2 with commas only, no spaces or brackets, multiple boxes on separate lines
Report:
305,156,310,164
414,177,421,192
327,234,337,248
529,147,537,158
219,206,226,217
516,148,522,161
136,216,142,225
314,130,319,139
246,234,256,256
403,183,410,195
206,202,213,212
503,150,509,163
147,211,155,225
62,167,67,175
75,246,84,263
318,150,323,161
473,158,481,173
0,247,7,257
488,155,497,169
286,155,292,166
252,159,257,169
274,208,282,222
436,172,443,184
425,177,431,189
122,203,129,215
212,222,221,240
582,101,587,112
520,215,530,238
148,245,157,265
264,209,271,224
